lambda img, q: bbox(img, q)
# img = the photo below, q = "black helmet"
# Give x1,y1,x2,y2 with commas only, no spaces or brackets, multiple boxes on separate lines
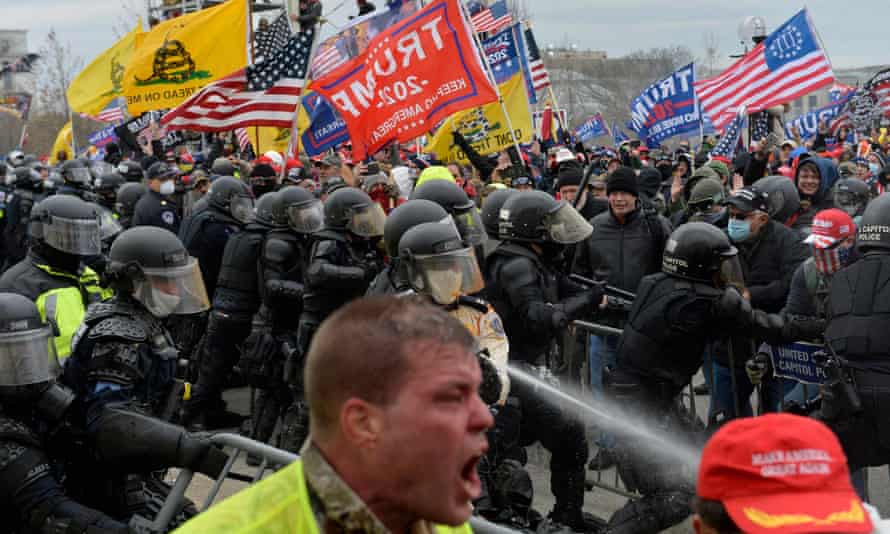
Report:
115,183,148,217
95,172,126,205
277,185,323,234
481,189,517,239
752,175,801,224
833,178,870,218
254,191,283,227
60,159,92,186
206,176,254,224
323,187,386,237
89,203,124,243
117,160,144,182
410,180,485,246
12,166,43,191
662,222,742,287
856,193,890,254
0,292,61,404
107,227,210,317
383,200,450,258
398,221,484,305
29,195,102,257
499,190,592,244
211,157,236,176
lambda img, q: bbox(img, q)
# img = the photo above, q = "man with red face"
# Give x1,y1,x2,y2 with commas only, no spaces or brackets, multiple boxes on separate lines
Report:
175,296,492,534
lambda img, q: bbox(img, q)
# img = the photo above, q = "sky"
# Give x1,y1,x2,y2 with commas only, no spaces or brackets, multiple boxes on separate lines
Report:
4,0,889,78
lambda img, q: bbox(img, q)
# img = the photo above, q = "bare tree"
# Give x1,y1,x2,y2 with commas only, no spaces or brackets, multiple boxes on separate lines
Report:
702,31,720,78
32,29,83,117
112,0,144,39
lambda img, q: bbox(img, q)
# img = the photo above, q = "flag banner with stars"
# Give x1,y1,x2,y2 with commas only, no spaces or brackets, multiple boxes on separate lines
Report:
471,0,512,34
482,23,522,85
751,110,770,142
865,68,890,118
312,0,498,160
709,107,748,164
695,8,835,131
612,122,629,146
254,13,292,63
162,28,316,132
575,113,610,143
784,92,852,140
629,63,700,146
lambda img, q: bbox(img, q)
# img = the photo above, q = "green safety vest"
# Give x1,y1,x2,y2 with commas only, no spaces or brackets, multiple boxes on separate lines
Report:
173,460,473,534
34,264,113,360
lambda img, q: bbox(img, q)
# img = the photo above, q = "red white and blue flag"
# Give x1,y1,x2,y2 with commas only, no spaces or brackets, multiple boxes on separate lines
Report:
694,9,834,131
471,0,512,34
709,107,747,164
522,25,551,93
866,68,890,118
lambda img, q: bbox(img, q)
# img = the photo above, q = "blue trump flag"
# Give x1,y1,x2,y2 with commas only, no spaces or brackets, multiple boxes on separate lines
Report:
301,93,349,157
482,24,521,85
784,93,853,140
629,63,700,146
574,113,609,143
612,122,629,145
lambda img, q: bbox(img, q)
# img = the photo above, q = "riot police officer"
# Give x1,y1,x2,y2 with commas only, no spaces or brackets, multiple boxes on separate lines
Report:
0,195,111,361
410,179,487,251
241,186,323,452
181,192,286,430
297,187,386,356
3,166,45,267
115,182,148,230
0,292,131,534
822,193,890,477
57,160,96,201
602,222,805,534
480,188,517,258
117,160,144,183
366,199,450,296
485,190,603,532
94,171,125,212
179,176,254,301
832,178,870,226
132,162,181,234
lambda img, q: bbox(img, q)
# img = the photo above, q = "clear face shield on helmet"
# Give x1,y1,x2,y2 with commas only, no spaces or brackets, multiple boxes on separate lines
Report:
0,326,60,387
287,198,324,233
834,191,865,217
230,194,255,224
132,258,211,318
97,208,123,242
409,247,485,305
346,202,387,237
451,206,486,246
43,214,102,256
718,253,745,291
545,202,593,244
66,167,92,185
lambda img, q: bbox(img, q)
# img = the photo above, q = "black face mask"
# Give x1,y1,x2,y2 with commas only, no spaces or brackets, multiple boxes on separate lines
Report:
656,163,672,181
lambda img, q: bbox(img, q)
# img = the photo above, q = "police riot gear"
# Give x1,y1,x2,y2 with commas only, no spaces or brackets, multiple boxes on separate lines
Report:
753,175,802,225
833,178,870,222
118,160,144,182
115,182,148,229
94,172,126,210
399,221,484,306
3,167,45,266
411,179,486,246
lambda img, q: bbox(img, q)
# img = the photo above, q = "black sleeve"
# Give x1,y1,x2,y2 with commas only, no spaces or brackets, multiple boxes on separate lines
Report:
260,238,305,306
748,230,810,310
743,153,769,186
453,133,495,182
305,240,367,288
782,263,817,317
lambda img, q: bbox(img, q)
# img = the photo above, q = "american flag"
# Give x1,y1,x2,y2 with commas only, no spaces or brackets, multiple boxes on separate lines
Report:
471,0,512,34
310,39,347,79
829,82,856,102
751,111,770,143
255,13,292,62
866,68,890,118
235,127,251,152
162,28,316,132
694,9,834,131
522,26,551,92
709,107,747,164
80,98,126,124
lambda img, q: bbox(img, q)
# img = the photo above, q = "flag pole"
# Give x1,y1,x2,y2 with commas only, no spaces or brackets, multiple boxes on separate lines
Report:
524,19,566,143
68,108,78,157
458,0,524,161
283,26,322,181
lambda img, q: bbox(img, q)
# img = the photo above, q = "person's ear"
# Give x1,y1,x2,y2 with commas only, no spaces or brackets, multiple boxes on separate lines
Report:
340,398,384,448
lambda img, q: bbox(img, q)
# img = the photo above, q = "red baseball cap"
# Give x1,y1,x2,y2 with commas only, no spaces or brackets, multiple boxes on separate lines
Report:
698,413,871,534
804,209,856,249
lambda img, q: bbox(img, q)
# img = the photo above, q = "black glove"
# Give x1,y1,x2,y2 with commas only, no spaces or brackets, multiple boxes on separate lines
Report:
476,350,502,406
715,286,752,321
178,433,229,478
782,316,826,342
239,324,282,389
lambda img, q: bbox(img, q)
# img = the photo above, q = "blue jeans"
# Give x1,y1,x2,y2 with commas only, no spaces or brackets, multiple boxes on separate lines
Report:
709,362,796,420
588,334,619,448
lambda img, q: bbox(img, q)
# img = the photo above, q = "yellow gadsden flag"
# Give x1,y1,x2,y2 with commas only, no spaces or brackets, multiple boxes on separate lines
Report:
425,73,532,164
49,121,73,164
123,0,248,115
67,21,143,116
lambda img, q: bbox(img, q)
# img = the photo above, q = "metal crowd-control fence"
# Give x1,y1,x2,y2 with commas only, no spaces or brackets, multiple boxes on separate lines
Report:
149,433,517,534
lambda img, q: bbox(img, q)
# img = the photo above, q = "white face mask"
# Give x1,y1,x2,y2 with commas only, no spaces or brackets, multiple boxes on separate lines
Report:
135,283,182,317
159,180,176,196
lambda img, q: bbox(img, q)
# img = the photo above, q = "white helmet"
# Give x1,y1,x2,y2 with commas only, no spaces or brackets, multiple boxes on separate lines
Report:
263,150,284,168
7,150,24,168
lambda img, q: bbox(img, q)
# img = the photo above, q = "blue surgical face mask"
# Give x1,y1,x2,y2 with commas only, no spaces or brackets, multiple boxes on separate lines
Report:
727,218,751,242
869,163,880,175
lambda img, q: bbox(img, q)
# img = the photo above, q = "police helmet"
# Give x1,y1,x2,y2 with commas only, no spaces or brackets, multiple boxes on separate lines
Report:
115,183,148,217
276,186,323,234
117,160,144,182
107,227,210,317
398,221,484,305
383,200,450,258
752,175,801,224
0,293,61,404
481,189,518,239
499,190,592,245
687,178,728,226
856,193,890,254
662,222,742,287
206,176,254,224
60,160,92,186
95,172,126,204
12,166,44,191
833,178,870,218
211,157,236,176
254,191,283,227
29,195,102,257
410,180,485,246
89,203,123,243
323,187,385,237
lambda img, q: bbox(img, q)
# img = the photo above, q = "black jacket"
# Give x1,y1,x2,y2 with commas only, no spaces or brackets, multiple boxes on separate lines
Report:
737,219,810,314
132,190,180,234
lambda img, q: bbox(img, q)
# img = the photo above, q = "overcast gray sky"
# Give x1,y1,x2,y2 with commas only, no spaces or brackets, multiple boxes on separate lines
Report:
5,0,889,77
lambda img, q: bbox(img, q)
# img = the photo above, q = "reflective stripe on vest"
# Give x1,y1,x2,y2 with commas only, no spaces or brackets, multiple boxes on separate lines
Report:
171,460,473,534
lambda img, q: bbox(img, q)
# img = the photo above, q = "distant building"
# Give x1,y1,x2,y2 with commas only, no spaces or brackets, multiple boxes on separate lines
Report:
789,65,889,114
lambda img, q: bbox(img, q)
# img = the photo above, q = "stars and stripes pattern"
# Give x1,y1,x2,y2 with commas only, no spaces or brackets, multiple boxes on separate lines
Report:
310,40,347,79
709,107,747,164
866,68,890,118
471,0,512,34
694,9,834,131
522,26,551,91
162,28,316,132
79,98,126,124
751,111,770,142
254,13,292,62
829,82,856,103
235,127,251,152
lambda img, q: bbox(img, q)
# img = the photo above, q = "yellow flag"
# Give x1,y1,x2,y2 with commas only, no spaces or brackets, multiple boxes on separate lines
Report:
425,73,532,164
247,126,291,155
123,0,248,115
49,121,73,164
67,21,143,115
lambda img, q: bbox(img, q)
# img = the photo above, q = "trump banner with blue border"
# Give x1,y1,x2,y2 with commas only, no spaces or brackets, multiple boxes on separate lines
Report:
300,93,350,157
784,93,853,140
312,0,499,159
574,113,609,143
629,63,699,146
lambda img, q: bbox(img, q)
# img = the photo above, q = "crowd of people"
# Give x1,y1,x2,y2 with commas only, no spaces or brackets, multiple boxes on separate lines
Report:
0,102,889,534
